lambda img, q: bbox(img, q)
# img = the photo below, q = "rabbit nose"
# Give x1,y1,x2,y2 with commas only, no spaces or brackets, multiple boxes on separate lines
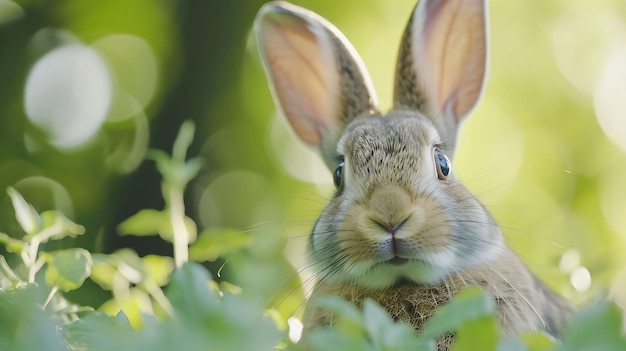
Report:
370,216,410,265
367,186,413,229
371,217,409,236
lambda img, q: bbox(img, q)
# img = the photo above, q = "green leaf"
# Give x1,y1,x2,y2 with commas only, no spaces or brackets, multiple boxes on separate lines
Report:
91,251,174,292
147,121,201,187
142,255,174,287
218,281,243,295
0,284,69,351
0,232,25,253
263,258,306,325
166,262,219,322
451,316,498,351
362,298,394,345
111,249,148,284
63,310,138,351
313,296,365,336
172,120,195,162
156,214,197,244
520,332,556,351
117,209,165,237
497,337,528,351
361,299,431,350
118,209,197,244
179,158,203,184
556,300,626,351
89,254,119,291
306,328,374,351
189,228,251,262
421,287,496,340
42,248,93,292
98,288,152,329
25,211,85,243
145,148,170,163
7,187,40,235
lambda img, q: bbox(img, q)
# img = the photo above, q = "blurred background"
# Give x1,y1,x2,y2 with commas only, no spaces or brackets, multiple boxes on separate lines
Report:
0,0,624,315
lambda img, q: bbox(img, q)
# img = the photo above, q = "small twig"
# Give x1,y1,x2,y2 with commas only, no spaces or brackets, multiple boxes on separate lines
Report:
143,281,174,317
26,238,40,283
43,286,59,309
0,256,21,283
28,256,46,283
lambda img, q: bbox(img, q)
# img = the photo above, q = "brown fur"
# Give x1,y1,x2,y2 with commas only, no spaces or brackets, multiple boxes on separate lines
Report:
303,250,573,349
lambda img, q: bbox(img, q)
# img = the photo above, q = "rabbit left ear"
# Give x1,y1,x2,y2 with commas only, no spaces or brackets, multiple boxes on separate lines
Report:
393,0,488,156
255,2,379,169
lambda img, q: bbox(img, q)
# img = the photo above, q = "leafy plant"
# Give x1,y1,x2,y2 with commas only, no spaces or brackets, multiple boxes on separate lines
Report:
0,121,624,351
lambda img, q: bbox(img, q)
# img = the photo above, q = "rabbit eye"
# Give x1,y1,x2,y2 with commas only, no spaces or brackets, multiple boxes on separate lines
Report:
434,149,451,180
333,161,344,188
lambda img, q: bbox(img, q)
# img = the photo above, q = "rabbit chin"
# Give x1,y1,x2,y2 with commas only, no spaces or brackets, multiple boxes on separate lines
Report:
338,249,463,289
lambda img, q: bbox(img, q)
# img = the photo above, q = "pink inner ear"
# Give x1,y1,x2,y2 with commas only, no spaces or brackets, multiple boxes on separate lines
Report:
417,0,487,121
259,14,340,146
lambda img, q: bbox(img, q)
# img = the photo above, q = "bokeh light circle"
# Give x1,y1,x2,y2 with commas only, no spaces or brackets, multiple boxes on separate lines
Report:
24,45,112,149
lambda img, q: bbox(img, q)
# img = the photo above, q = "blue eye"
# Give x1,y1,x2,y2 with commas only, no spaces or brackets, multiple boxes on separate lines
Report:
333,161,344,188
434,149,451,180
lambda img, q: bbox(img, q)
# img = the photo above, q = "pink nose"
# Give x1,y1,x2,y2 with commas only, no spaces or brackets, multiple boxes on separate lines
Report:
371,217,408,236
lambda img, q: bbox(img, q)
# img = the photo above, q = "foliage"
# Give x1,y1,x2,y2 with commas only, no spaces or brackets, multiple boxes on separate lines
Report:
0,122,625,351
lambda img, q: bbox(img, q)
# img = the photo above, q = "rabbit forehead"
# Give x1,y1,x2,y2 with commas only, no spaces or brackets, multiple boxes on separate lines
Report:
338,114,440,155
337,115,442,193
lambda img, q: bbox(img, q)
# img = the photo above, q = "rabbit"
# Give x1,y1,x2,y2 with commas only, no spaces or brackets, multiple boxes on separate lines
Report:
253,0,573,348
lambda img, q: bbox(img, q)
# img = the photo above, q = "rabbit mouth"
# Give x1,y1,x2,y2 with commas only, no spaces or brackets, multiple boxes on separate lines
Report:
387,256,409,266
350,257,442,288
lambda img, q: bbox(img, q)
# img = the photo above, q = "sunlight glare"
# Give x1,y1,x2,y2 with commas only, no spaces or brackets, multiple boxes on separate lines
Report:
599,168,626,238
0,0,23,25
287,317,303,343
13,176,74,217
570,266,591,293
558,249,580,274
551,8,626,94
593,46,626,153
24,45,112,149
92,34,158,122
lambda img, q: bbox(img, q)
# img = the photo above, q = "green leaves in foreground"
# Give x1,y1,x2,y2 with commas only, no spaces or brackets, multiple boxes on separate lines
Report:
304,288,626,351
307,287,494,351
0,285,69,351
555,300,626,351
65,262,281,351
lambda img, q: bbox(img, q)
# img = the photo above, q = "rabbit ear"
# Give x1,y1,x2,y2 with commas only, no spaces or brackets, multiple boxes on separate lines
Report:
393,0,488,155
255,1,379,167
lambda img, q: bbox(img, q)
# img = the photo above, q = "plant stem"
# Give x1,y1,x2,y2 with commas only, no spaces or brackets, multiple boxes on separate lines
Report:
43,286,58,309
0,256,21,283
169,187,188,268
143,281,173,317
27,238,40,283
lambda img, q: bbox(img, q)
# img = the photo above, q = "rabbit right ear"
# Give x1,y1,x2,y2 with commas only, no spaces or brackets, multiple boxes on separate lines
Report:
393,0,488,157
254,1,379,168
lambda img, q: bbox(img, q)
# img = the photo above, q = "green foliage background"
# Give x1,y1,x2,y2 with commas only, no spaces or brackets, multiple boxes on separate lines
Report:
0,0,625,349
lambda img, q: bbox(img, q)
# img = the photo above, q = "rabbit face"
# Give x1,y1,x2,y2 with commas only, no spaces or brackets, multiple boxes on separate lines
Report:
310,113,503,289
